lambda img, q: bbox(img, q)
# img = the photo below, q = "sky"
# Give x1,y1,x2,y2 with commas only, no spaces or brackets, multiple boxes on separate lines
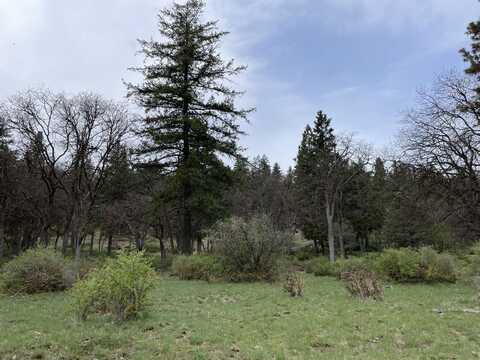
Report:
0,0,477,169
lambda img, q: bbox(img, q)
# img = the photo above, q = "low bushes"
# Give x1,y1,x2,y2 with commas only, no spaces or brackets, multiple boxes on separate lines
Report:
149,254,174,273
295,248,316,262
0,248,66,294
283,271,305,297
341,270,384,301
376,248,457,283
333,257,373,279
420,247,456,282
305,257,334,277
376,248,421,282
471,256,480,276
433,254,457,282
70,251,155,321
172,255,224,282
207,215,291,282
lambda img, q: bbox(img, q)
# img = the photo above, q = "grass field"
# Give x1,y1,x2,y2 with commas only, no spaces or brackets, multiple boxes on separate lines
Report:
1,275,479,360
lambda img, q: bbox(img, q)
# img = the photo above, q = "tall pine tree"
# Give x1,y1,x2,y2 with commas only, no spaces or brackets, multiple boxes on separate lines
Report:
126,0,252,254
294,112,336,256
460,6,480,112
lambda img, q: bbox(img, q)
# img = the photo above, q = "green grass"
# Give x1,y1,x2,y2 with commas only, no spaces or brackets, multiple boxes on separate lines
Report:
1,276,479,359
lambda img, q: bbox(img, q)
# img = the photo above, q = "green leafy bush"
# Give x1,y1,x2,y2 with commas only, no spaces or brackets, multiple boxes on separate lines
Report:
376,249,421,282
419,247,438,269
305,257,333,277
172,255,224,282
207,215,291,282
283,271,305,297
295,248,316,262
376,248,456,283
341,270,383,301
333,257,372,279
470,242,480,256
149,254,174,272
419,247,457,282
432,254,457,282
70,251,155,321
0,248,66,294
471,256,480,276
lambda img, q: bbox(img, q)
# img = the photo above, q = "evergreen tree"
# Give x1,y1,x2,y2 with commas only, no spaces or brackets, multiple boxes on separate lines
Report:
126,0,252,254
461,14,480,77
294,112,337,255
460,7,480,111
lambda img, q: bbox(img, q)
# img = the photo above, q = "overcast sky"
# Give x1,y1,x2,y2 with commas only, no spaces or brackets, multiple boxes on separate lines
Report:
0,0,477,169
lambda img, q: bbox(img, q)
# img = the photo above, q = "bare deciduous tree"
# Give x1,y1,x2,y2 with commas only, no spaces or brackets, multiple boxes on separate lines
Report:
402,73,480,234
2,90,130,263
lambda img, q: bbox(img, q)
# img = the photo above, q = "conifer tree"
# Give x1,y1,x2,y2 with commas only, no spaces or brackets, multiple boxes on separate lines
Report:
295,111,362,262
126,0,252,254
461,15,480,77
294,112,337,256
460,7,480,112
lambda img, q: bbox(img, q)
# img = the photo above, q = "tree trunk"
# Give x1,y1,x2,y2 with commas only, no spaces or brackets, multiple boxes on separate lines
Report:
74,240,82,268
62,233,69,254
0,222,4,259
14,227,22,255
107,233,113,255
180,52,193,256
359,234,366,253
135,233,145,251
325,192,335,263
337,191,345,259
313,239,320,254
98,233,103,252
338,222,345,259
158,224,166,259
54,231,61,250
196,235,202,253
0,224,5,259
41,227,49,248
71,212,82,267
89,232,94,255
181,182,193,254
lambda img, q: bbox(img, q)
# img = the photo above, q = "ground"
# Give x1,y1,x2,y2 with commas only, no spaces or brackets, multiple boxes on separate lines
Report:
0,275,479,359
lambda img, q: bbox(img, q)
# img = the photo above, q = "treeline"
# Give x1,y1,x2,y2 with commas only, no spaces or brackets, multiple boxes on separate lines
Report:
0,0,480,263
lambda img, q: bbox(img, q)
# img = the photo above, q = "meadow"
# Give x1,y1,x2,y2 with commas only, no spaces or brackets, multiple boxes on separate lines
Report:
1,275,479,360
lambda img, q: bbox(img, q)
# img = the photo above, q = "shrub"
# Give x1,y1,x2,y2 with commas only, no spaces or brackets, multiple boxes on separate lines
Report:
375,248,456,283
420,247,438,269
430,254,456,282
283,271,305,297
295,248,316,262
333,257,372,279
70,251,155,321
341,270,383,301
376,249,421,282
305,257,333,277
419,247,457,282
0,248,66,294
208,215,291,282
471,241,480,256
172,255,224,282
149,254,174,272
471,256,480,276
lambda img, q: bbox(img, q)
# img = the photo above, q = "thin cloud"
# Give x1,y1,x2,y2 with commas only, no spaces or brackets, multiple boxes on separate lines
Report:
0,0,477,169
